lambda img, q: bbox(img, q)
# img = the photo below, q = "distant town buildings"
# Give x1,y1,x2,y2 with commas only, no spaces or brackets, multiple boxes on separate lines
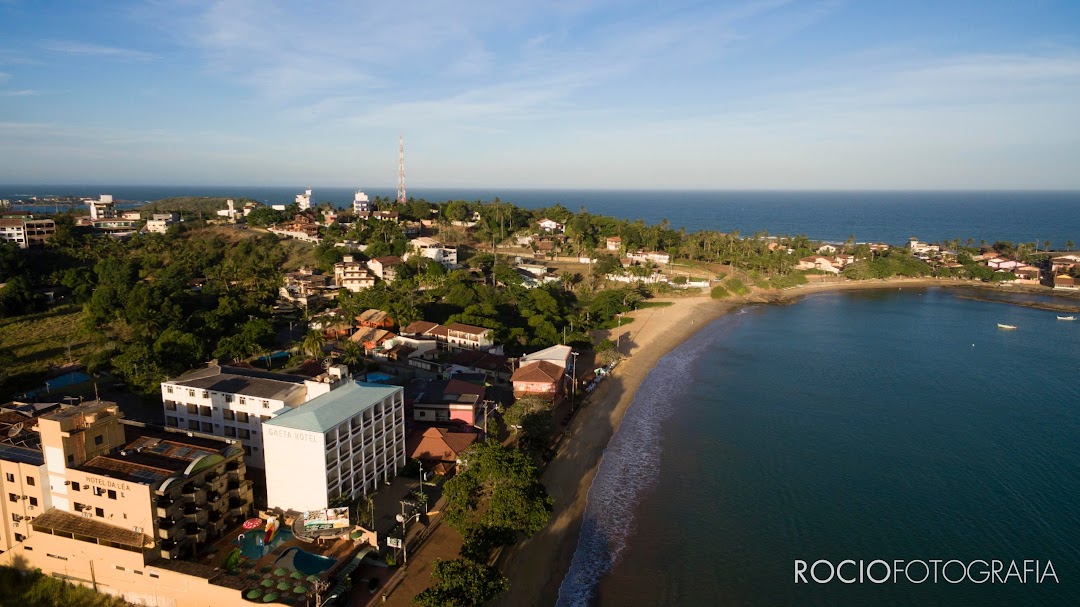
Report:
296,188,313,211
353,190,373,214
333,255,376,292
0,215,55,249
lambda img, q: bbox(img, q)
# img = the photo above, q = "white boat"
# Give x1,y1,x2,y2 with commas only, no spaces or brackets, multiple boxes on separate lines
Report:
997,323,1017,330
1058,316,1076,321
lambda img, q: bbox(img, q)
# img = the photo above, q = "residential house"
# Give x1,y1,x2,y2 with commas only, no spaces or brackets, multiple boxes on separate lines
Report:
295,188,313,211
349,326,396,352
1051,255,1080,274
796,256,841,274
357,210,399,222
816,244,838,254
833,253,856,267
375,335,439,369
279,268,333,308
86,194,115,220
333,255,376,292
408,237,458,269
367,256,404,283
412,379,486,426
443,350,512,385
627,250,671,265
357,309,395,329
537,218,564,233
406,427,478,475
605,236,622,251
907,238,940,255
1013,265,1042,283
987,258,1022,270
400,320,500,354
511,360,566,401
521,344,573,369
1054,275,1078,290
268,214,321,243
309,308,353,340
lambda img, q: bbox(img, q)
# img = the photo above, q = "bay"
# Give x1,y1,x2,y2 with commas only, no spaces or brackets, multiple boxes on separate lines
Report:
565,288,1080,606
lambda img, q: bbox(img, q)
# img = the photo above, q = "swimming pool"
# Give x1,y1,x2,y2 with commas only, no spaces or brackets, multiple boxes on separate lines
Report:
24,371,92,398
276,547,337,576
237,528,293,561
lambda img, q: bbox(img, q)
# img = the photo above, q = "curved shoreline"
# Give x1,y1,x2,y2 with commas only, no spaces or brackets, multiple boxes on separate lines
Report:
494,277,1069,606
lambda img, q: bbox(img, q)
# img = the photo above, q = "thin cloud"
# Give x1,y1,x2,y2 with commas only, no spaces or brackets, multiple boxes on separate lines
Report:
40,40,159,61
0,89,37,96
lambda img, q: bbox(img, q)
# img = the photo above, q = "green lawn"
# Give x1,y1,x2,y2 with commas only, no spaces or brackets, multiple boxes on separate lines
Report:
0,305,95,393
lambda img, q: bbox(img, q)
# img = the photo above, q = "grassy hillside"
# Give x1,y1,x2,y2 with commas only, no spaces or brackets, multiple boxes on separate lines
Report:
141,196,260,217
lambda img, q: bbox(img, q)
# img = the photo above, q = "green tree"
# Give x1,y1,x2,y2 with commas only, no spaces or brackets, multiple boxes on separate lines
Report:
411,559,508,607
301,330,326,360
503,394,550,429
340,340,364,372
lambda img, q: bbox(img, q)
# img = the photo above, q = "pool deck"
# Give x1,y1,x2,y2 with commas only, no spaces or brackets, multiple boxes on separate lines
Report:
200,519,361,583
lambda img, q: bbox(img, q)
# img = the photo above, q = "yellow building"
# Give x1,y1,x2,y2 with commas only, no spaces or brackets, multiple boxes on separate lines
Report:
0,400,258,607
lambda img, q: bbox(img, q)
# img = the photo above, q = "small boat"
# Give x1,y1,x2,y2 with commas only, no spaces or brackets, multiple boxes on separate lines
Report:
1058,316,1076,321
997,324,1017,330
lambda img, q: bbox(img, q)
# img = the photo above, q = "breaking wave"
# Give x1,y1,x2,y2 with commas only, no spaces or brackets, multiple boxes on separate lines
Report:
555,323,720,607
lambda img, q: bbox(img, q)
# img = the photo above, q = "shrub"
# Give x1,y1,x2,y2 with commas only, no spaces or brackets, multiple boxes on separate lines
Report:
710,284,730,299
725,277,749,295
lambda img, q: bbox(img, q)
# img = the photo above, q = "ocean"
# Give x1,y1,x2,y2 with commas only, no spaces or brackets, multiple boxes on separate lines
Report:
1,186,1078,246
558,288,1080,606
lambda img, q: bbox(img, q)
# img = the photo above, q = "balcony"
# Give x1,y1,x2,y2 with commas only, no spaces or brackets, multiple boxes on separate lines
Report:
157,518,183,540
160,540,180,560
226,479,253,495
182,504,208,526
206,490,222,505
225,461,245,478
155,497,180,518
184,523,207,543
227,497,249,518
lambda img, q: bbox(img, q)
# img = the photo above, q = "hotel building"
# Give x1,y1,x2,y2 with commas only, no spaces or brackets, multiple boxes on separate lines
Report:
161,364,347,468
262,381,405,512
0,400,256,607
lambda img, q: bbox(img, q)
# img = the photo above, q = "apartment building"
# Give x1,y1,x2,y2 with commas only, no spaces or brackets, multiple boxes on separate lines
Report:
161,364,347,467
262,381,405,512
333,255,377,292
407,237,459,269
0,400,256,607
0,217,56,249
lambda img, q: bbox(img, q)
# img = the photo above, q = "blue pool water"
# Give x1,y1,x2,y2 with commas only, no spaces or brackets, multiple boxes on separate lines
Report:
255,351,291,365
276,547,337,576
23,371,92,398
237,528,293,561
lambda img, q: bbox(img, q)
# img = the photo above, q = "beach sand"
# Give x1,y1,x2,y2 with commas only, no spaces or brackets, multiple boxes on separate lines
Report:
493,293,734,607
495,277,984,606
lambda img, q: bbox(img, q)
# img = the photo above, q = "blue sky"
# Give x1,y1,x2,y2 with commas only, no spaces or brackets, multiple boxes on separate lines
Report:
1,0,1079,189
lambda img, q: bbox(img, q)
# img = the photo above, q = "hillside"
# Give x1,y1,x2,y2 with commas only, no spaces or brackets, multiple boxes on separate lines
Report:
140,196,260,216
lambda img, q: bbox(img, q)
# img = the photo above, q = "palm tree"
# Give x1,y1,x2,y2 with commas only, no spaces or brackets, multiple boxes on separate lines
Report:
340,341,364,374
1067,240,1075,252
302,330,326,360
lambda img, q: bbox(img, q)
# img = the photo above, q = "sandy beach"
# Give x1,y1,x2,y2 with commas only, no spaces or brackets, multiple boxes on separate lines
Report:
494,277,997,606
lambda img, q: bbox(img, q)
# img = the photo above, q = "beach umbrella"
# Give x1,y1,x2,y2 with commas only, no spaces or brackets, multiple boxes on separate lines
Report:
290,571,303,580
242,518,264,530
261,593,278,603
277,581,292,591
292,585,307,594
260,579,274,588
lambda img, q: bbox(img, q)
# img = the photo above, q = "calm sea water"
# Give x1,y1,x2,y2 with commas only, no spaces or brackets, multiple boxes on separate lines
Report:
2,186,1078,245
559,288,1080,606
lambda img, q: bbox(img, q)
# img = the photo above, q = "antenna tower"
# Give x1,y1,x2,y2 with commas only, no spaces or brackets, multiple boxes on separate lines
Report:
397,133,406,205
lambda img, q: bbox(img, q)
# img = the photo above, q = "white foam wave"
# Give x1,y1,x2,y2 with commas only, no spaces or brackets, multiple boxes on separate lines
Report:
556,324,720,607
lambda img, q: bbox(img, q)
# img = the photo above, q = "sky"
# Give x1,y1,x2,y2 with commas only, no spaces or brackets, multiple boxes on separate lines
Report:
1,0,1079,189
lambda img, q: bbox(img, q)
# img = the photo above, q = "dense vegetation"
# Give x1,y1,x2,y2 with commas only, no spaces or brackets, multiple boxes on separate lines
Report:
0,566,130,607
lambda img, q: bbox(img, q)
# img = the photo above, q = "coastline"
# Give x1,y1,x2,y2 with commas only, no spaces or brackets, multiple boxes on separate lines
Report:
496,276,1047,606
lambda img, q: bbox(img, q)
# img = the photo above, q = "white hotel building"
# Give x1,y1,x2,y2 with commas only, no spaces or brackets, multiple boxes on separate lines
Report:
262,381,405,512
160,364,347,468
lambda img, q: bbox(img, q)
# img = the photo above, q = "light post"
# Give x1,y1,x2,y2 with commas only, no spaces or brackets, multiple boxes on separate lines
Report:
395,500,421,565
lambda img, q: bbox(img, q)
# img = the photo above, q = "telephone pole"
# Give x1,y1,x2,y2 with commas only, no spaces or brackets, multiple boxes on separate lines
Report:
397,134,406,205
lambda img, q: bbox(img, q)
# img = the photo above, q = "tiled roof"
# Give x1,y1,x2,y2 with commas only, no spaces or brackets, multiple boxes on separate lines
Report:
445,322,489,336
167,365,307,400
401,320,439,335
512,360,566,384
407,427,478,462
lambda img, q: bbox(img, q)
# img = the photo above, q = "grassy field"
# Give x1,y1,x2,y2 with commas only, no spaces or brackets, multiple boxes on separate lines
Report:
0,305,95,391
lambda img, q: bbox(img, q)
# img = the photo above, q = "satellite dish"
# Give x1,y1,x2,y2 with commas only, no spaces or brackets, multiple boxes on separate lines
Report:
8,422,24,437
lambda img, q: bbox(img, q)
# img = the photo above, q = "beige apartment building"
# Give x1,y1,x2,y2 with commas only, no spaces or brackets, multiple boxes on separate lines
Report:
0,400,257,607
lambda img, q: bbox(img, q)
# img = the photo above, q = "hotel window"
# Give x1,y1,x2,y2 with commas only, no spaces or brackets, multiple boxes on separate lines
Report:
69,482,80,492
11,513,18,522
73,502,85,512
223,409,235,421
94,487,105,496
95,507,104,517
107,490,116,500
14,533,24,542
237,412,249,423
4,473,12,482
239,397,247,405
201,422,213,433
94,435,103,446
200,406,211,417
224,426,236,438
25,476,34,486
8,493,16,503
165,401,177,411
224,394,233,403
202,391,208,398
238,429,250,440
263,401,270,409
187,389,195,397
149,572,159,578
28,496,37,507
187,404,198,415
188,420,200,431
166,416,178,427
166,386,173,394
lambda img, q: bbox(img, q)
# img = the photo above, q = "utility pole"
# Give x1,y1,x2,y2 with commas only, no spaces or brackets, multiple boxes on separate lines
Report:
397,134,407,205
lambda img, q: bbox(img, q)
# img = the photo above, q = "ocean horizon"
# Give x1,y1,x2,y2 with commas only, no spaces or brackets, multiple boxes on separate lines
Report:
2,185,1079,246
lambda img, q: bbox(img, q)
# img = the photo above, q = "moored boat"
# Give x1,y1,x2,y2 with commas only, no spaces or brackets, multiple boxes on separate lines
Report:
997,323,1017,330
1058,316,1076,321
